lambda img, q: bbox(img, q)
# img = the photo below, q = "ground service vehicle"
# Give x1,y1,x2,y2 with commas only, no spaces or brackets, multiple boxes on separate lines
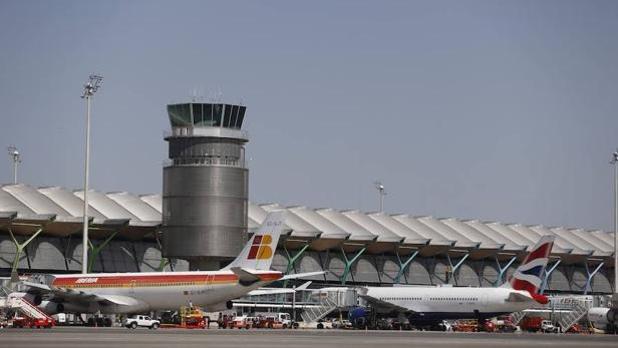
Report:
230,316,253,329
11,316,54,329
332,319,353,329
452,320,480,332
540,320,559,333
490,317,517,333
565,323,583,334
270,313,296,328
179,306,207,329
519,317,542,332
123,315,160,329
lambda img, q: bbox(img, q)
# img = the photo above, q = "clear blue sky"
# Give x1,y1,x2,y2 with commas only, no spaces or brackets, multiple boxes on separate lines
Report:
1,0,617,231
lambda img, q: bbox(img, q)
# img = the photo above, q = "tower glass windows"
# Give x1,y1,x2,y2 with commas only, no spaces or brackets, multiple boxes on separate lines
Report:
213,104,222,127
223,104,233,127
168,104,192,127
192,104,203,126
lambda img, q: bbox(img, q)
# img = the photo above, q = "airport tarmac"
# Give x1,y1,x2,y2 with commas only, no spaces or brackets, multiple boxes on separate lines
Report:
1,327,617,348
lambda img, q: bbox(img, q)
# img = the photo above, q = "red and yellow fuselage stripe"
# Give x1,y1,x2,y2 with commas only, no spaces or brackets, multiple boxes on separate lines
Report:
52,273,282,289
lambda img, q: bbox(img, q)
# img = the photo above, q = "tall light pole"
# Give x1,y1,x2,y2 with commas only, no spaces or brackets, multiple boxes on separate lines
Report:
609,149,618,300
374,181,387,212
7,145,21,184
81,74,103,274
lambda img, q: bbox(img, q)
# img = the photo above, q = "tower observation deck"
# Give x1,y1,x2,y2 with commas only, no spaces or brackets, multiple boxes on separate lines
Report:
162,103,249,270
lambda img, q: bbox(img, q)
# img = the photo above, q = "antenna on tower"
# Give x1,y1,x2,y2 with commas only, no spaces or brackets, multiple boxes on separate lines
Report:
7,145,21,184
215,86,224,102
374,181,387,212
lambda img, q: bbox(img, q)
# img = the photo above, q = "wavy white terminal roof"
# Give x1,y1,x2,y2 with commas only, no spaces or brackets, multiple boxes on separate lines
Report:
0,184,614,260
462,220,527,252
368,212,430,245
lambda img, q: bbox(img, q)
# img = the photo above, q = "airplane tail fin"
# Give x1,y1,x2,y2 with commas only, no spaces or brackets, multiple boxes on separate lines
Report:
503,235,555,303
222,211,286,271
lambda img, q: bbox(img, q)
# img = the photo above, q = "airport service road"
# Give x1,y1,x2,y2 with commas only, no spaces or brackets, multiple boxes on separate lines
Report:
1,327,617,348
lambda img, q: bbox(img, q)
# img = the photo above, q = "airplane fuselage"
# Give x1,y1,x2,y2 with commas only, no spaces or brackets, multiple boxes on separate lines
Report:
40,270,282,314
364,286,537,324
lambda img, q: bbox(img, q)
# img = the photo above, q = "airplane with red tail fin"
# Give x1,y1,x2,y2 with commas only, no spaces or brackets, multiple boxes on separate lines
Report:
14,212,323,315
356,235,556,327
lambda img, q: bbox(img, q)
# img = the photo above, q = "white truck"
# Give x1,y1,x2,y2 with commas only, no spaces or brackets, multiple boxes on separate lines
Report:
271,313,295,328
541,320,558,333
123,315,160,329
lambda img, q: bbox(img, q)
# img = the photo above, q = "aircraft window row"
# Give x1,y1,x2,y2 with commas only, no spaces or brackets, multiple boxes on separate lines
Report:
428,297,478,301
379,297,422,301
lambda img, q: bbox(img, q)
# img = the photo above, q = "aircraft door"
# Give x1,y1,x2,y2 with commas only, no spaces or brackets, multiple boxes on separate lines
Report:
129,280,136,296
481,293,488,305
205,274,214,293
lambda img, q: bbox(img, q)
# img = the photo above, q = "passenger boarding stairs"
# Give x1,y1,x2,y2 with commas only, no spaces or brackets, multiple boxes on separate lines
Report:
510,296,593,331
510,311,526,326
0,289,53,321
556,297,592,332
301,293,338,323
301,288,357,323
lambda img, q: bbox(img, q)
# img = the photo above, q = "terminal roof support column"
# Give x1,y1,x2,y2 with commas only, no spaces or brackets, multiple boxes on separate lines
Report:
87,229,120,273
283,243,310,287
154,231,169,272
284,244,310,275
446,253,469,285
540,259,562,294
157,257,170,272
340,247,366,285
494,256,517,287
584,262,604,295
7,226,43,282
84,219,129,273
394,250,419,284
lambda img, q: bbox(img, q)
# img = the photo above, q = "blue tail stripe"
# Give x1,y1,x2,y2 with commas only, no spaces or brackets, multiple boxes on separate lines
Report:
520,265,543,278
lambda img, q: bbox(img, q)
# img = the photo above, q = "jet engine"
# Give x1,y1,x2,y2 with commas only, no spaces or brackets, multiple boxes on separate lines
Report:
39,301,91,315
203,300,234,312
588,307,618,331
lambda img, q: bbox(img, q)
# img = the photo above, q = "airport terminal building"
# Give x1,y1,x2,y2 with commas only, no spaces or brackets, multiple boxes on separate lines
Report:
0,183,615,294
0,102,615,295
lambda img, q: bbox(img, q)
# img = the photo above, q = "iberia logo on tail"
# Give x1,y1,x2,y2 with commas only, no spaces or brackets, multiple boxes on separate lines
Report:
248,235,273,260
222,211,285,271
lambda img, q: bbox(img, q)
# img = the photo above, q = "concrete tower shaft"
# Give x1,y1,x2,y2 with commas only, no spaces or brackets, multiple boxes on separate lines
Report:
162,103,249,270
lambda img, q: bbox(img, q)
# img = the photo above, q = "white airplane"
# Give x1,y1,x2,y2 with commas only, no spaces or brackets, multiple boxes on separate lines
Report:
357,235,555,326
13,212,322,315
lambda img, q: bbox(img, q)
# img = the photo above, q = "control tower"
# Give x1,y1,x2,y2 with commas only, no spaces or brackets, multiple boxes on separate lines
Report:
162,103,249,270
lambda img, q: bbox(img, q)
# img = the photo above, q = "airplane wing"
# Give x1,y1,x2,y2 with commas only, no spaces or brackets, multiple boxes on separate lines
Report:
233,268,325,285
21,281,142,307
356,288,411,313
280,271,326,281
